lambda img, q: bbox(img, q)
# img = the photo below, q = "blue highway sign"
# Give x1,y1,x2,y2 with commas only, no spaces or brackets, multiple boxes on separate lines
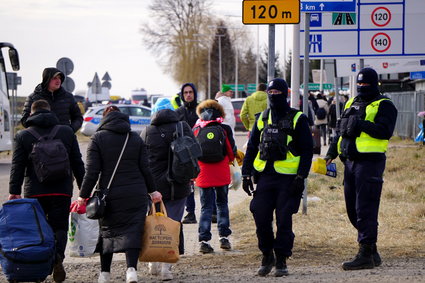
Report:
301,0,356,12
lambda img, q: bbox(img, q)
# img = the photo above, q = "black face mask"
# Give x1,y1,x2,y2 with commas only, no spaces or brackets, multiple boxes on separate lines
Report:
269,94,289,113
357,85,379,100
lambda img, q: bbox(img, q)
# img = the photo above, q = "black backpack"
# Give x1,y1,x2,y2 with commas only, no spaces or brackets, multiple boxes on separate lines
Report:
27,125,71,183
195,124,227,163
316,107,326,120
168,122,202,184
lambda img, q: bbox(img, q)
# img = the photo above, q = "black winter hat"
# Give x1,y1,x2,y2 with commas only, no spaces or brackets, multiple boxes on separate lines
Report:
267,78,288,96
357,68,378,87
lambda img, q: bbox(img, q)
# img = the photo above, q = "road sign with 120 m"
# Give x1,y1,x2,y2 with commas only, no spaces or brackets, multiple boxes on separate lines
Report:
243,0,300,24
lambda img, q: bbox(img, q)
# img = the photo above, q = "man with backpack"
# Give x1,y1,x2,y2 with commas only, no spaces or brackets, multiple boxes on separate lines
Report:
9,99,85,283
141,98,201,280
193,99,237,254
176,83,200,224
314,92,329,146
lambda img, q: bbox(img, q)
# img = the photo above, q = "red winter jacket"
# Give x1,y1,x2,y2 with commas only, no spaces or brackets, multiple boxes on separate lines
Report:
194,123,235,188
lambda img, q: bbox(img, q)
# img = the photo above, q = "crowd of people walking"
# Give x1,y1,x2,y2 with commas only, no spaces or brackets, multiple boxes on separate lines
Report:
7,67,397,282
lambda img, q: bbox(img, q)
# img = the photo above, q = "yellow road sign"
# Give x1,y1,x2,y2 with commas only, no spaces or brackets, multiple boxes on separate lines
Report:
243,0,300,25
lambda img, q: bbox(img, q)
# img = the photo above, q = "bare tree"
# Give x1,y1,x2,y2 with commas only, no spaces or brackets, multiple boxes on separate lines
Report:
141,0,213,90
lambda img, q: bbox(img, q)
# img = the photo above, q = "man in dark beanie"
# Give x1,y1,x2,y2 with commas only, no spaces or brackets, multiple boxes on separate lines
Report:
21,67,83,132
325,67,398,270
242,78,313,277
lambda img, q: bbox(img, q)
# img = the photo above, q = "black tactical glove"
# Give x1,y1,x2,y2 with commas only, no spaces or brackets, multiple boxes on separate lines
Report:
242,176,255,196
346,115,362,137
290,176,305,198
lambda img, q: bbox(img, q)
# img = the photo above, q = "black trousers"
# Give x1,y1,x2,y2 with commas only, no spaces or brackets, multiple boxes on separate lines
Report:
36,196,71,261
100,249,140,272
250,173,301,257
344,159,385,244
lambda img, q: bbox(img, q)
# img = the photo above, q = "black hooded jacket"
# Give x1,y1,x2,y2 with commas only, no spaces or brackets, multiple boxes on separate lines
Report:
21,67,83,132
176,83,199,128
141,109,195,200
9,110,85,197
79,111,156,252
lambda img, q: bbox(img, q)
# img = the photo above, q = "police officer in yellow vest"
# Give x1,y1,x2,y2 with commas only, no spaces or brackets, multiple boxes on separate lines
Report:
242,78,313,277
325,68,397,270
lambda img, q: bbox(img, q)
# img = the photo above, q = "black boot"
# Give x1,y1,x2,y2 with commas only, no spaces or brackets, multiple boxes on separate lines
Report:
372,243,382,267
274,255,288,277
342,244,374,270
257,251,275,276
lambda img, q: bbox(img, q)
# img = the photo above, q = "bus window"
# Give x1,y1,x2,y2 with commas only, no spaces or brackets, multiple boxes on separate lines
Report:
3,110,10,131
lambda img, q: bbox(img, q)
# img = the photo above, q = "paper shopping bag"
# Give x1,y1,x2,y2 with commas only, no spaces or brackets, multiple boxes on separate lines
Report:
139,201,180,263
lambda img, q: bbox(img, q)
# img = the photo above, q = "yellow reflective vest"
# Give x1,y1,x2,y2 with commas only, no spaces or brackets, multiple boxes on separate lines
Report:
338,98,390,154
253,110,302,175
170,94,181,110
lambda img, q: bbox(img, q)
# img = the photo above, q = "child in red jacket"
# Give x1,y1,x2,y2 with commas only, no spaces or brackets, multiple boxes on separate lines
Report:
193,99,236,253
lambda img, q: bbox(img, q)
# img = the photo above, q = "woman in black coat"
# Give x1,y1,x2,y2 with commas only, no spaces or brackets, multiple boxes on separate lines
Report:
78,106,161,283
141,100,196,280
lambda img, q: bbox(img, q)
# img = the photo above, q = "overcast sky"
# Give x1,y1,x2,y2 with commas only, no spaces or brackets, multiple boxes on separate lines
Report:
0,0,292,99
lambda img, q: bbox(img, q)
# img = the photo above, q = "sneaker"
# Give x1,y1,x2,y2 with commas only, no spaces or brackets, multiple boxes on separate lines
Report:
148,262,161,276
53,261,66,282
211,214,217,223
199,241,214,254
182,212,197,224
219,237,231,250
98,272,111,283
126,267,138,283
161,263,173,281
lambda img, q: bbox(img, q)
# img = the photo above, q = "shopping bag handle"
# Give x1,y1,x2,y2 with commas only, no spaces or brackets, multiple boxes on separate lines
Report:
149,201,168,217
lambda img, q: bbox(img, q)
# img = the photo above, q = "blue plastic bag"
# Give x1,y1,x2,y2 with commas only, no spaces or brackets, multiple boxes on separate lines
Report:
415,123,424,143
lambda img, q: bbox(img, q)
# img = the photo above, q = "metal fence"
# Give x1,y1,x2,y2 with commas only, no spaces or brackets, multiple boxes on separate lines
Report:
384,91,425,139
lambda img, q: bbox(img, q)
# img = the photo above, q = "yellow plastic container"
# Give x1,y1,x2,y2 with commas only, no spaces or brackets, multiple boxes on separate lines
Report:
312,158,327,175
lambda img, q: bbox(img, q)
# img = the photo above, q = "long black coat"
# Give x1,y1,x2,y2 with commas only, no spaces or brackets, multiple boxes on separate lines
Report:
141,109,194,200
21,68,83,132
80,111,156,253
9,110,85,197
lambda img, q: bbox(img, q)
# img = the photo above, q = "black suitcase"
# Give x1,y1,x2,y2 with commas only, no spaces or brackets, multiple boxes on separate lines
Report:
312,126,321,155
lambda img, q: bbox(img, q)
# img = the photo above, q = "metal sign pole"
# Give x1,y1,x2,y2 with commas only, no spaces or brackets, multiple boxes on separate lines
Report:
302,12,311,215
267,24,275,83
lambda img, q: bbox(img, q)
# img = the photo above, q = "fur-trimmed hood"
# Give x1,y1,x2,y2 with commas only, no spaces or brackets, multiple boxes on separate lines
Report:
196,99,226,119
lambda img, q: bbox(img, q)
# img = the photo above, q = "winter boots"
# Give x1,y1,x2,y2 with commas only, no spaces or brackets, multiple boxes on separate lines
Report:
53,255,66,282
372,243,382,267
182,212,197,224
257,251,275,276
343,243,378,270
274,255,289,277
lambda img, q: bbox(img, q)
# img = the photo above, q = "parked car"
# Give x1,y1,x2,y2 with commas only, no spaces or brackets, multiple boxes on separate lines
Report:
80,104,151,136
231,98,247,132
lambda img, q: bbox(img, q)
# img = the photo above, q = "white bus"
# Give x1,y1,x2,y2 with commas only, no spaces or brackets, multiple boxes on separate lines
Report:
0,43,20,152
